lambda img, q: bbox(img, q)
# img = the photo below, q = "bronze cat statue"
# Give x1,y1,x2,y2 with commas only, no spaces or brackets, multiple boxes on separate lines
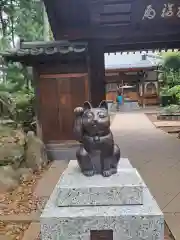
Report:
73,101,120,177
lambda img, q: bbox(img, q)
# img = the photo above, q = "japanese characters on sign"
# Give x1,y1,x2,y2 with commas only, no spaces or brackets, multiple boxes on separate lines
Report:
142,3,180,20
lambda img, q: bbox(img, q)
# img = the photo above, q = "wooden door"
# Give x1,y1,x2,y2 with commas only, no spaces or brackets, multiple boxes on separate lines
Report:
58,76,88,140
38,74,88,143
38,78,60,143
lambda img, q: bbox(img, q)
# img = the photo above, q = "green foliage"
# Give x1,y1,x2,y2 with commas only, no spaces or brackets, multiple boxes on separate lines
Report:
0,0,44,134
0,91,16,118
49,27,54,40
0,90,35,132
15,0,44,41
162,52,180,71
0,0,43,43
159,86,170,96
168,85,180,95
166,70,180,88
167,85,180,104
159,67,180,87
159,52,180,106
0,0,45,167
0,61,34,126
161,104,180,114
3,63,28,92
0,37,10,51
14,91,35,124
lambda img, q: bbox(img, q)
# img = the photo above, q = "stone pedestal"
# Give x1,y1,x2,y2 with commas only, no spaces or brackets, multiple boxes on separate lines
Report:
40,158,164,240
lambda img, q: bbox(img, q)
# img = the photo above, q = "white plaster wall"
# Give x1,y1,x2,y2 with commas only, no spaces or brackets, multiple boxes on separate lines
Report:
146,71,157,81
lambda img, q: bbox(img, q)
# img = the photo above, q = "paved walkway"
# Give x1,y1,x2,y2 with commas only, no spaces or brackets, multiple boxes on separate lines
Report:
110,102,161,114
111,113,180,239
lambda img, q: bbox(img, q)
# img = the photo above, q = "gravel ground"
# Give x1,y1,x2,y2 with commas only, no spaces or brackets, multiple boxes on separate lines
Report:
0,164,50,240
0,222,29,240
0,170,44,216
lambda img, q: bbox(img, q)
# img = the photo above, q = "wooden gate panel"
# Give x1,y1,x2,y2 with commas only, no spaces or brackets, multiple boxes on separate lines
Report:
38,74,89,142
38,78,60,143
57,76,88,140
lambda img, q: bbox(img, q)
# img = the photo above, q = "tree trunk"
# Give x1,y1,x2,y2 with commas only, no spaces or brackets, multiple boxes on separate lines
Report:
10,0,15,48
0,10,6,37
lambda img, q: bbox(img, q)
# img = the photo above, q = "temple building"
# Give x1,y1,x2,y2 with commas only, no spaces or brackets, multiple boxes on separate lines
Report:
105,52,160,106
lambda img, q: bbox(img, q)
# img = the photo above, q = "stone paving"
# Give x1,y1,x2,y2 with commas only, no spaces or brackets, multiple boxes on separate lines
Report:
153,121,180,128
111,112,180,239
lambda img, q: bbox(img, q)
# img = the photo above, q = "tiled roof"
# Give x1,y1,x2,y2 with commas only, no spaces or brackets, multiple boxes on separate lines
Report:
0,40,88,57
105,52,160,70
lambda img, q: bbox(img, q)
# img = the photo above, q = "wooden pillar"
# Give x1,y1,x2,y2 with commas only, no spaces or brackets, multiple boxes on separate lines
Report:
88,40,106,107
142,78,145,108
156,68,160,104
33,68,43,139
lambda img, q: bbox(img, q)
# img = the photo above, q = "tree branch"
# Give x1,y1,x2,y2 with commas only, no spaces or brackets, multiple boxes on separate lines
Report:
0,9,6,37
10,0,15,47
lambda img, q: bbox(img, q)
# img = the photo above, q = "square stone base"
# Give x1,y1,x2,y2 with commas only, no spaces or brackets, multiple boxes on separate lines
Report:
57,160,144,206
40,159,164,240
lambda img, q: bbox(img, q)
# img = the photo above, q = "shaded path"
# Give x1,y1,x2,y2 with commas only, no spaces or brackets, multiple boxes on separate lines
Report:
111,113,180,239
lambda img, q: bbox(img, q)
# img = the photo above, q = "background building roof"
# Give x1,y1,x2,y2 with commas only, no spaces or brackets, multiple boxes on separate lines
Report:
105,51,161,70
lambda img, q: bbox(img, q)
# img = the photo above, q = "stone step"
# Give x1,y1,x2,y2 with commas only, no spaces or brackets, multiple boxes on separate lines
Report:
42,188,164,240
56,160,144,206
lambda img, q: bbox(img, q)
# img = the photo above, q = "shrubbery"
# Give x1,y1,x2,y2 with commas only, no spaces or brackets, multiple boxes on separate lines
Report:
161,104,180,114
159,52,180,107
0,90,36,133
14,91,36,133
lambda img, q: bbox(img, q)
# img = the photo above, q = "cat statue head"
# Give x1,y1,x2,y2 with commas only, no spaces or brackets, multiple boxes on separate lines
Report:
82,101,110,135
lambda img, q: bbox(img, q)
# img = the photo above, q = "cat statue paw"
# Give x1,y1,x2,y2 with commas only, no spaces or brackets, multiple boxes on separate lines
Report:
74,107,84,116
73,100,120,177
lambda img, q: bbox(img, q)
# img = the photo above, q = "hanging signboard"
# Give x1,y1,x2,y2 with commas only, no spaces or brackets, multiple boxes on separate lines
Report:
142,2,180,20
43,0,180,50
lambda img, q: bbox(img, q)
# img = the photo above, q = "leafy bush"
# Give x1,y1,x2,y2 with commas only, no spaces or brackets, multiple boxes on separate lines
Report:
14,92,35,133
163,52,180,71
160,86,171,96
0,90,36,133
159,52,180,102
0,91,16,118
168,85,180,103
161,104,180,114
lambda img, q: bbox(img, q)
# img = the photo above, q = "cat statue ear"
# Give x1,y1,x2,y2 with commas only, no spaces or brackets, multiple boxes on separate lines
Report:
83,101,92,110
99,100,108,110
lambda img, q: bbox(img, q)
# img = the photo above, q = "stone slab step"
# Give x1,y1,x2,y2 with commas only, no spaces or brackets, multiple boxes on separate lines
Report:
56,160,144,206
